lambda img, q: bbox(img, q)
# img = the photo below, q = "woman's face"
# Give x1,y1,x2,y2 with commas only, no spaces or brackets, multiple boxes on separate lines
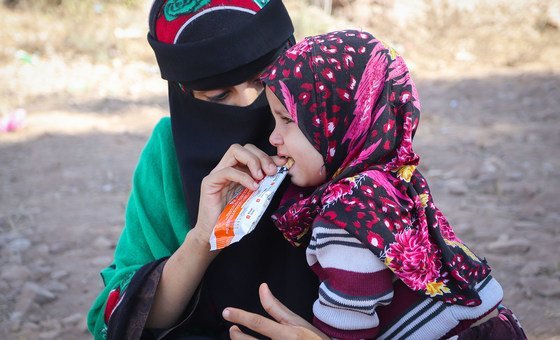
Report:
192,76,263,106
266,87,326,187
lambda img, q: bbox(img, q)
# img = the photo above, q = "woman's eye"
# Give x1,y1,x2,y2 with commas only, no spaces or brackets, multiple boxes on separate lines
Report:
208,91,229,102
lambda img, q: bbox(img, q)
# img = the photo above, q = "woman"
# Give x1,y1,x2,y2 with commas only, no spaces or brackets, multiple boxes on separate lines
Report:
87,0,323,338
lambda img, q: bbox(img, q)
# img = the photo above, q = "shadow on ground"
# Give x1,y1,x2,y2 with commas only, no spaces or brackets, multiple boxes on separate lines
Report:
1,71,559,339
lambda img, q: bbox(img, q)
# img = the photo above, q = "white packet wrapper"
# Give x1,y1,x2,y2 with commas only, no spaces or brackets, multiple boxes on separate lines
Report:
209,159,293,250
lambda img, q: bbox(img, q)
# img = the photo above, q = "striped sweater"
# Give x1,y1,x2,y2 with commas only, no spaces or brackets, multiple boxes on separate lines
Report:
307,217,503,339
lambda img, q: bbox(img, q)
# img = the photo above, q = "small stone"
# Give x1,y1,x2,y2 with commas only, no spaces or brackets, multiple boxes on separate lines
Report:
1,265,31,282
426,168,445,178
39,319,61,330
0,231,21,243
91,256,112,267
26,206,43,214
13,283,37,318
43,280,68,293
62,313,84,326
547,212,560,223
93,236,114,249
538,286,560,298
472,176,498,195
522,277,560,299
7,238,32,252
50,270,69,280
514,220,540,229
520,262,548,276
48,242,67,255
33,244,50,256
22,321,40,332
22,282,56,305
18,328,40,340
10,317,22,332
505,171,523,180
444,179,468,196
0,279,9,290
28,313,41,323
486,239,531,255
79,315,89,333
29,263,53,280
520,277,540,298
519,184,540,199
480,162,496,174
34,257,48,267
39,330,61,340
3,252,23,266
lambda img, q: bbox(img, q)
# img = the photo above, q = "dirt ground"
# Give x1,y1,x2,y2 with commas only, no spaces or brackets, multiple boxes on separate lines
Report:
1,1,559,339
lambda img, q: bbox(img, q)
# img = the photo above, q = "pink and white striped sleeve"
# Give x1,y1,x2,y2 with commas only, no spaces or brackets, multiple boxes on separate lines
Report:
307,217,395,339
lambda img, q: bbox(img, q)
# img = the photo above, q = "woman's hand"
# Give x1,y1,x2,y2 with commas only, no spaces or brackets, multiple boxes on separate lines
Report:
195,144,283,241
223,283,329,340
147,145,283,328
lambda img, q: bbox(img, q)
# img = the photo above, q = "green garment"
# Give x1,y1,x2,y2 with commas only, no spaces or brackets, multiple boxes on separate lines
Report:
87,117,190,339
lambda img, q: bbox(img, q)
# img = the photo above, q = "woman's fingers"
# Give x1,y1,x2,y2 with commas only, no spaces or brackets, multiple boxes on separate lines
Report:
258,283,305,327
197,167,259,235
258,283,328,339
202,167,259,195
229,325,257,340
212,144,276,179
223,306,325,340
223,307,285,337
223,300,328,340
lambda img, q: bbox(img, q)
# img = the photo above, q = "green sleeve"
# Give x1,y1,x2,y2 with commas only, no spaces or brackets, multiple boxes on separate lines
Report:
87,117,189,339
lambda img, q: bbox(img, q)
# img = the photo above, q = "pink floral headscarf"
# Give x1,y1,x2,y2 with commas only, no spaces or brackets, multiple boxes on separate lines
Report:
261,30,491,306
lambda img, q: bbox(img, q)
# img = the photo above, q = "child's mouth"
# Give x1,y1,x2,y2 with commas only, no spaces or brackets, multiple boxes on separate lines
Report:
279,156,294,174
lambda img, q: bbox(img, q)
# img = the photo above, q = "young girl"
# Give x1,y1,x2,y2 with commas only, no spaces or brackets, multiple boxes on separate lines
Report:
261,30,527,339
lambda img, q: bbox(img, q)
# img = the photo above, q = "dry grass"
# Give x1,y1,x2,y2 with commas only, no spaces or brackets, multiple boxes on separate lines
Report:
0,1,155,111
2,0,558,68
1,0,558,111
0,0,149,64
330,0,560,75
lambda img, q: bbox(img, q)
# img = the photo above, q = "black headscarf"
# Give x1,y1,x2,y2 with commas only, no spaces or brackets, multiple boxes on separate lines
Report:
148,0,294,223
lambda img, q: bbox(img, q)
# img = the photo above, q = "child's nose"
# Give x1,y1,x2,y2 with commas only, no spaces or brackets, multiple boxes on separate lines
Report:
269,128,282,147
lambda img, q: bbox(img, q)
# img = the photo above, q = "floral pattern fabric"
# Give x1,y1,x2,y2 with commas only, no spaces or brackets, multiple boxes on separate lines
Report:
261,30,491,305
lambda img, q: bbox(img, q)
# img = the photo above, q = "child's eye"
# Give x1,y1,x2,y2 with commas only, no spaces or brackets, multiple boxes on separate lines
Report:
282,116,294,124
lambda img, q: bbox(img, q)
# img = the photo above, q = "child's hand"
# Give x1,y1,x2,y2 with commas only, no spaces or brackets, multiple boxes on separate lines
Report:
195,144,278,242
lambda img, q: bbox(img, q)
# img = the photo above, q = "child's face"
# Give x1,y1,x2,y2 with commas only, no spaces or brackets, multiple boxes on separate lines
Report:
266,87,326,187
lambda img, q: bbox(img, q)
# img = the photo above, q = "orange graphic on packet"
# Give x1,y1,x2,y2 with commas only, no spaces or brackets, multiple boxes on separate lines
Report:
210,158,294,250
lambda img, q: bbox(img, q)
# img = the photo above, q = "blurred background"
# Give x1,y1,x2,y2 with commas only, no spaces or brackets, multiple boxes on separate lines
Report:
0,0,559,338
